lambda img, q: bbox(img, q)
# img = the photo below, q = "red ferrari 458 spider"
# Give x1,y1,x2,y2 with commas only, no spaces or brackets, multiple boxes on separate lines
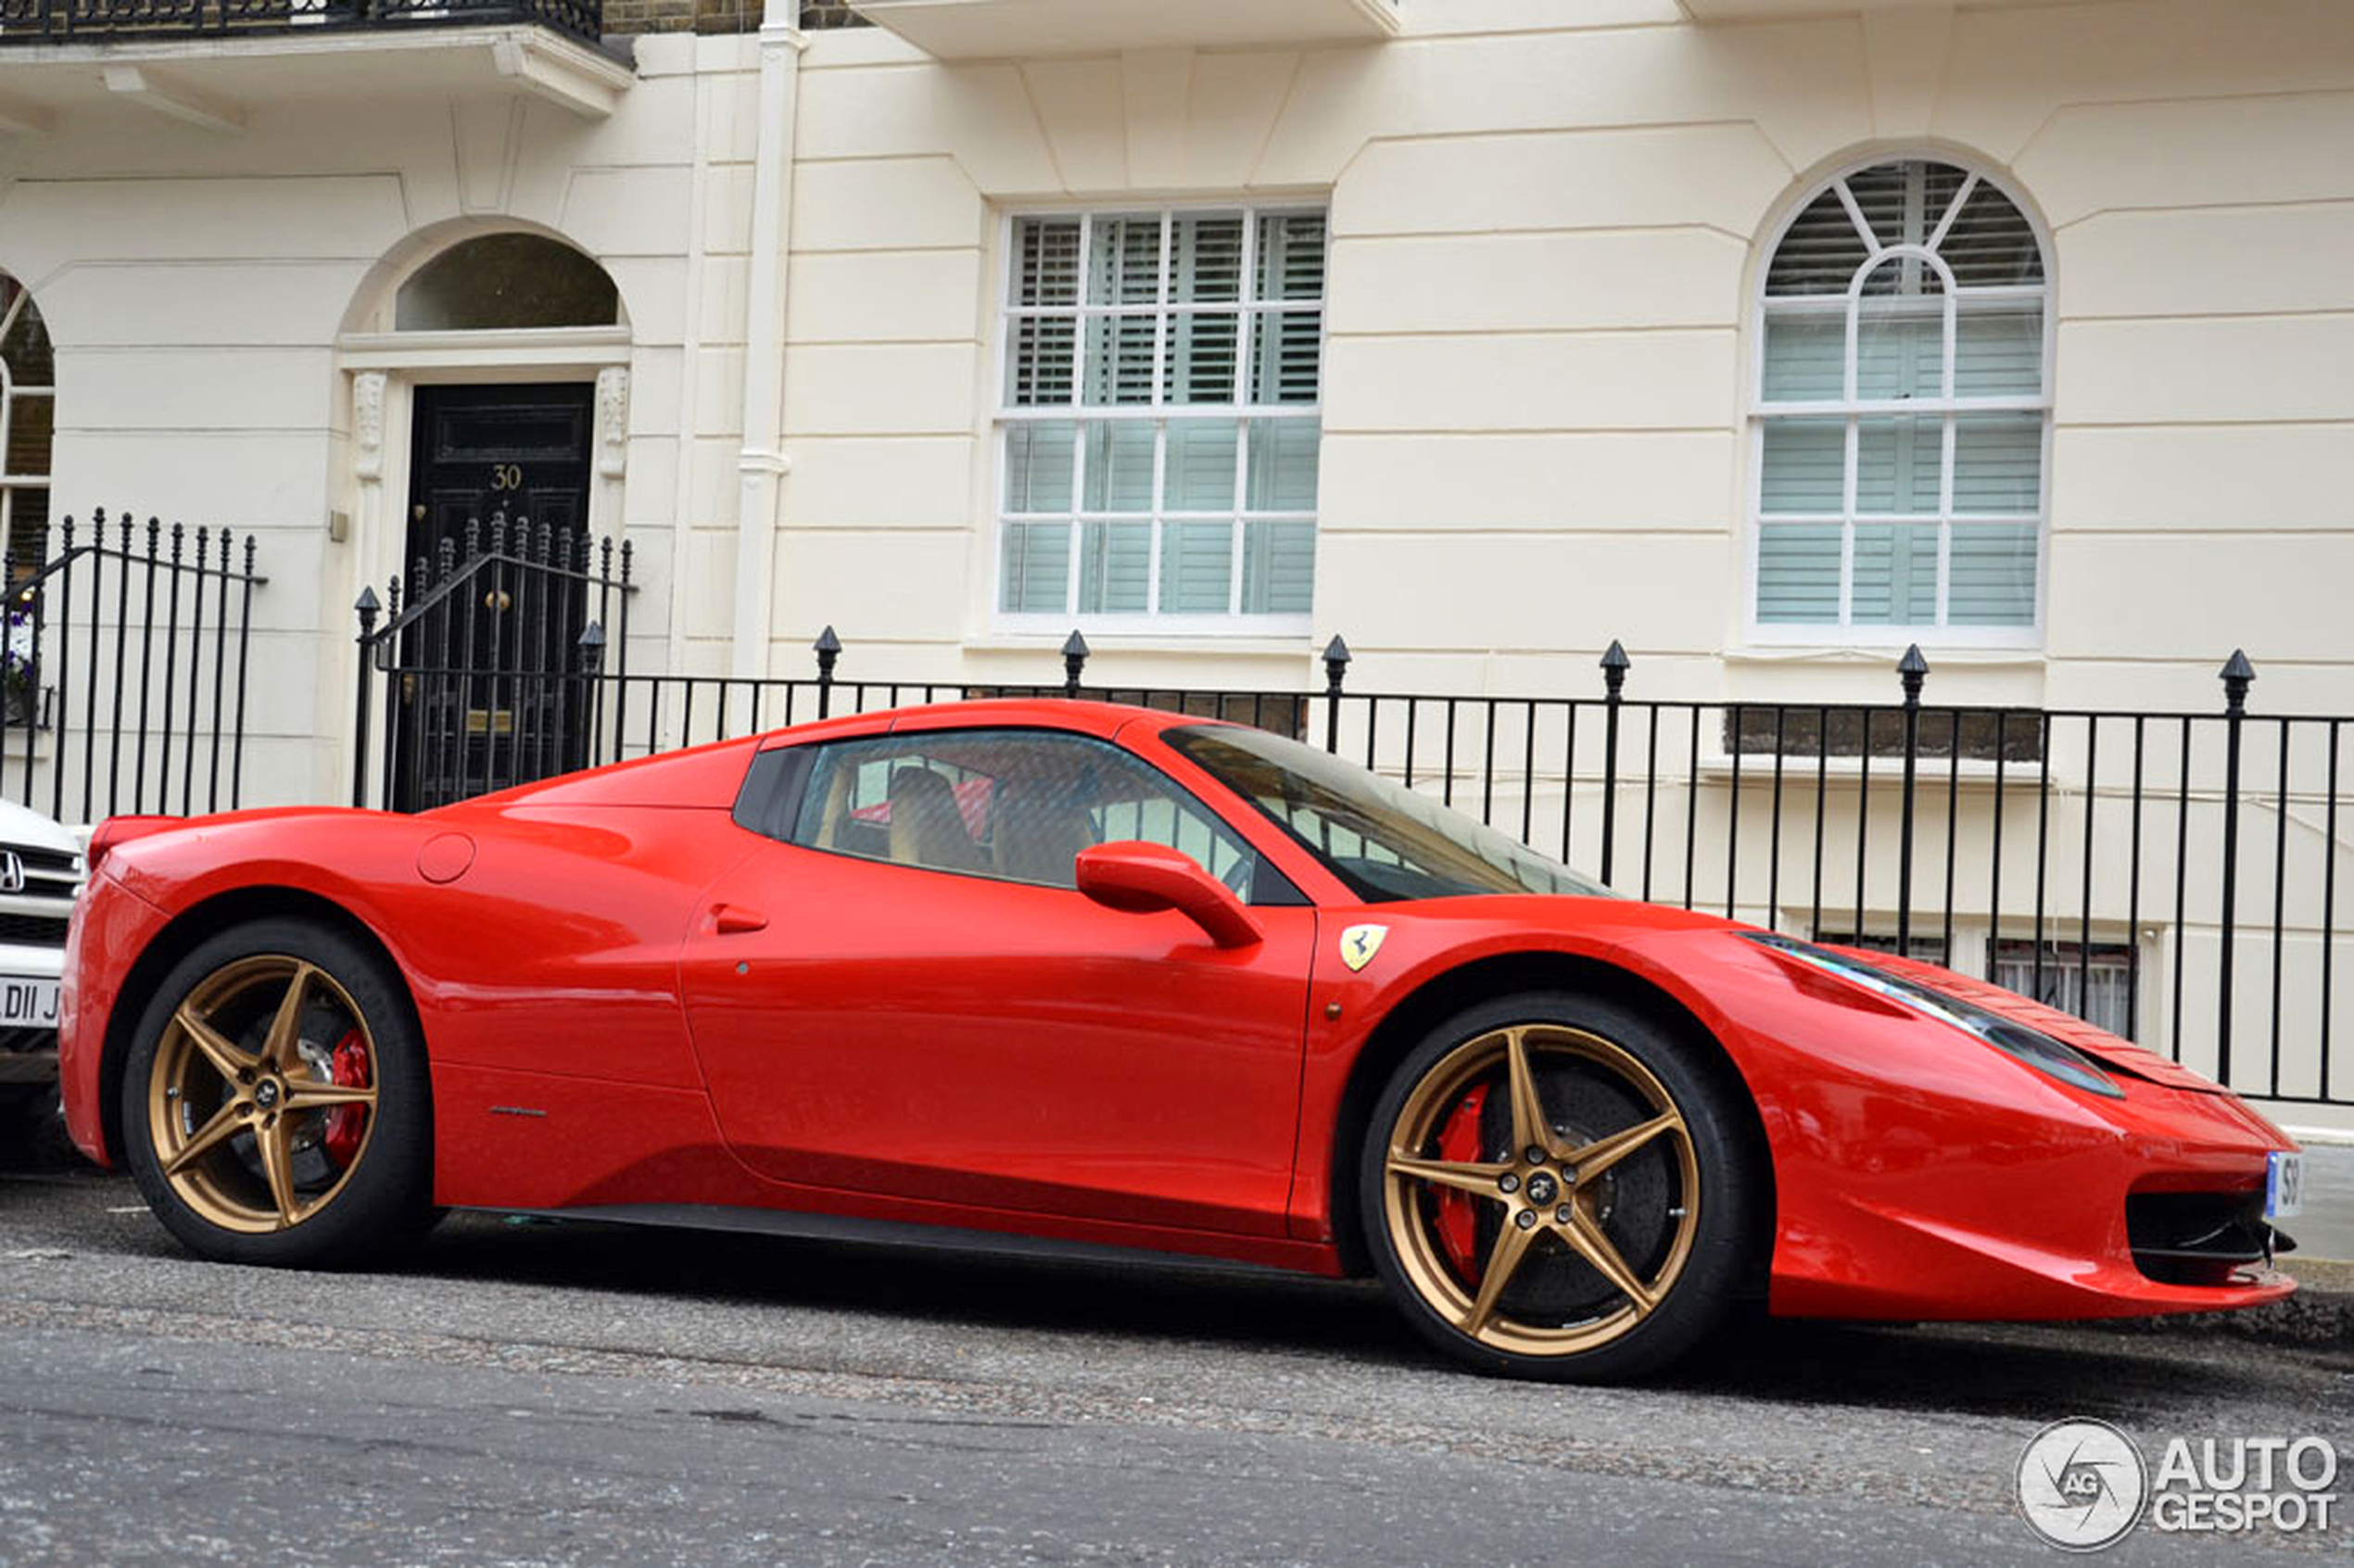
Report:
60,700,2299,1381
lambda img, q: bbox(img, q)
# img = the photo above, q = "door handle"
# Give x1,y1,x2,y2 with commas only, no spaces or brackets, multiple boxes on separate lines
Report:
708,904,768,935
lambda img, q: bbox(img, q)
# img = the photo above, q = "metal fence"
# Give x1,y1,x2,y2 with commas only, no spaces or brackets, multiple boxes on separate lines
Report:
0,0,601,44
352,514,631,814
7,510,268,825
347,534,2348,1107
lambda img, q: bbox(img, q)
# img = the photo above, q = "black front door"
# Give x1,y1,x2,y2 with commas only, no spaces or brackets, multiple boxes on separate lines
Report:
397,383,597,810
407,383,593,563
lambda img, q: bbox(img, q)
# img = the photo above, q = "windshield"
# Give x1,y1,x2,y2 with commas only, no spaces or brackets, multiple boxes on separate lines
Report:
1164,724,1615,903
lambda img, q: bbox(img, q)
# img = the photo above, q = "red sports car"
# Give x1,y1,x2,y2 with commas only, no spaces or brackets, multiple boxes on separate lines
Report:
59,700,2300,1381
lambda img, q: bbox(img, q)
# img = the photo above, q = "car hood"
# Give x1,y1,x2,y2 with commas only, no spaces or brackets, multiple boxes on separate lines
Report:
1383,892,2226,1096
1818,942,2225,1094
0,798,82,858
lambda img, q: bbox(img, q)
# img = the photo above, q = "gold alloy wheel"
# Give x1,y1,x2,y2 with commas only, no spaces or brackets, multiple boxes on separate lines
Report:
144,955,381,1233
1381,1024,1701,1358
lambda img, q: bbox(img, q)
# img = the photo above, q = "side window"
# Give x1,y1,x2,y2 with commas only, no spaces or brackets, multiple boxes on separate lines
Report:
788,729,1263,895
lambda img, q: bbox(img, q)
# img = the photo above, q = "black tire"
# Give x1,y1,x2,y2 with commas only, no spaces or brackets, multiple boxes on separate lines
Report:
1358,990,1761,1382
120,917,434,1268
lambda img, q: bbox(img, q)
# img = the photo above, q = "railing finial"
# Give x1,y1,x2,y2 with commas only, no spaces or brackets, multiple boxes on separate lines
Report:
349,585,381,808
1061,629,1090,699
1322,634,1351,694
1600,638,1630,698
1897,643,1930,705
1597,639,1630,886
813,626,842,716
2221,649,2256,713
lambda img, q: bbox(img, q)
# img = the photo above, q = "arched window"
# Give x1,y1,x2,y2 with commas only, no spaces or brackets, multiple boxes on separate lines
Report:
0,274,54,566
394,234,619,332
1753,158,2049,638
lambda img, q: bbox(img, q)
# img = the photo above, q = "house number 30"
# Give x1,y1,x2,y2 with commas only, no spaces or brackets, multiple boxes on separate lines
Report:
489,463,525,491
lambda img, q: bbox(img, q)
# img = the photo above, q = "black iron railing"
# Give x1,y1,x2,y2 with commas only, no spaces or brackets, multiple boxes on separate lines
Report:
7,509,267,824
0,0,601,46
348,557,2348,1107
353,513,632,814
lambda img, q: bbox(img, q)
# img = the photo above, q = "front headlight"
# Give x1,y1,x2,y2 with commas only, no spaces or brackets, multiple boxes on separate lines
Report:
1745,932,2125,1099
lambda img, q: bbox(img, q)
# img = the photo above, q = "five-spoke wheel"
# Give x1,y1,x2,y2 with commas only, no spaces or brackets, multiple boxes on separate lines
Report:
123,919,433,1267
1361,992,1756,1381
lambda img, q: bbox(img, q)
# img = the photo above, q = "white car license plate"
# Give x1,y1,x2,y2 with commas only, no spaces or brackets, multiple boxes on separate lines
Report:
0,976,57,1029
2267,1151,2304,1220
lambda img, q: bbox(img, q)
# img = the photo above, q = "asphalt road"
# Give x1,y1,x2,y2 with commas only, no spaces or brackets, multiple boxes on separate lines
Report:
1,1171,2348,1568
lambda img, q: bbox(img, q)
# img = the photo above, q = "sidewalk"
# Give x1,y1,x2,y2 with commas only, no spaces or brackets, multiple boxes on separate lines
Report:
2286,1138,2354,1262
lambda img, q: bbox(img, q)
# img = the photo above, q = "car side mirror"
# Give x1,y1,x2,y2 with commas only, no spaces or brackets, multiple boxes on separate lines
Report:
1074,841,1263,950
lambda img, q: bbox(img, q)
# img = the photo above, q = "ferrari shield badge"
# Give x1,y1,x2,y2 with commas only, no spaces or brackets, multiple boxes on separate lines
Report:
1339,924,1389,972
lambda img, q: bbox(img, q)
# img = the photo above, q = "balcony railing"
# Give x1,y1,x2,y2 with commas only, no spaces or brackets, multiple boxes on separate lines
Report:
0,0,601,47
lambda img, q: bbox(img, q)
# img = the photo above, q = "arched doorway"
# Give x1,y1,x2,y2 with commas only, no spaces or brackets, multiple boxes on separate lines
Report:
387,232,622,577
338,227,631,809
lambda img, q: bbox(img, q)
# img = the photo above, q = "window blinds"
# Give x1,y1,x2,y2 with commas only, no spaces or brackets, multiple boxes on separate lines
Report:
1001,209,1323,621
1754,160,2049,633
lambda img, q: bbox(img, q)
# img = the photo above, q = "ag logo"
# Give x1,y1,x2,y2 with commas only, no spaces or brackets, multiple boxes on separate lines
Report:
1338,924,1388,972
2018,1418,2147,1551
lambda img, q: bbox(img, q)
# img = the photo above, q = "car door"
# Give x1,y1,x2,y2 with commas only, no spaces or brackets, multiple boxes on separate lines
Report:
677,726,1316,1239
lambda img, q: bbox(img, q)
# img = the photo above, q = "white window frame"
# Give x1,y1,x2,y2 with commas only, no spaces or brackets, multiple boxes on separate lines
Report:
1746,159,2056,650
992,202,1323,638
0,279,55,565
1992,936,2138,1038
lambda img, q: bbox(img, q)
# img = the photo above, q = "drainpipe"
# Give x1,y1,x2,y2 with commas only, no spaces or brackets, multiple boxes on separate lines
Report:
731,0,806,691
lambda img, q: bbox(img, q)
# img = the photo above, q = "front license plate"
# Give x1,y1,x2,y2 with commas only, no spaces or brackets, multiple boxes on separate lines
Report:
2267,1151,2305,1220
0,976,57,1029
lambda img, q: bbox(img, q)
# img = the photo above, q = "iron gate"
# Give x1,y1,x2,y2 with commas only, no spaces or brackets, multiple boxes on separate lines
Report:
352,514,632,813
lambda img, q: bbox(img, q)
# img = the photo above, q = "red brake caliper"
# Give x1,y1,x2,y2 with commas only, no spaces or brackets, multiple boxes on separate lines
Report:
1432,1083,1488,1283
321,1028,371,1168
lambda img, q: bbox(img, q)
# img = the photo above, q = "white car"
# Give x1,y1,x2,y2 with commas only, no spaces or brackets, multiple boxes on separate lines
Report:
0,799,86,1163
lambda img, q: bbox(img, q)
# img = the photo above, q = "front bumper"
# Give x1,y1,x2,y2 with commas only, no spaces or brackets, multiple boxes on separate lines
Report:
0,936,64,1090
1675,931,2307,1323
1762,1048,2298,1321
0,1047,54,1086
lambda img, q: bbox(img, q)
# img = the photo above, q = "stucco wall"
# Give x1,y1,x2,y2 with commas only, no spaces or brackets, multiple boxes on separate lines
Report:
8,3,2344,778
777,0,2354,715
0,33,755,807
0,0,2339,1108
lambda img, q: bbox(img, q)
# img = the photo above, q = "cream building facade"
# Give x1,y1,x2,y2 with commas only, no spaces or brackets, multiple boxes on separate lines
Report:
0,0,2345,1113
